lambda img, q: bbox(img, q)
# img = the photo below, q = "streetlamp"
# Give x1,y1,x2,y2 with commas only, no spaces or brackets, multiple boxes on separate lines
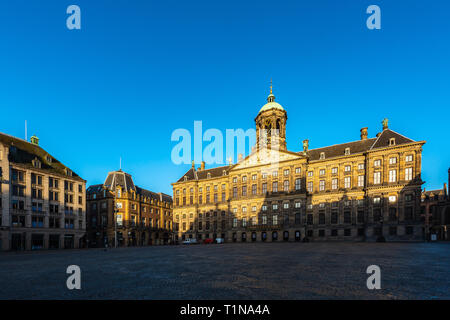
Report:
104,184,118,248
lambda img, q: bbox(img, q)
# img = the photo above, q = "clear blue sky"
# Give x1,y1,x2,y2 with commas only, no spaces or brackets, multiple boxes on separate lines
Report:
0,0,449,194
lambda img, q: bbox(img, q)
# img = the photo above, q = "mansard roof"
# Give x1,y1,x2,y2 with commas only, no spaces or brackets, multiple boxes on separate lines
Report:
0,131,84,181
104,170,136,191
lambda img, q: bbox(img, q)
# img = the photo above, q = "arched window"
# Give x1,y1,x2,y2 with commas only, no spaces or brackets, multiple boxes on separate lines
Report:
272,231,278,241
283,231,289,241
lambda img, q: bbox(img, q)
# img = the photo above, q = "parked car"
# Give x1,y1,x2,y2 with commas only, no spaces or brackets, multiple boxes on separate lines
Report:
215,238,224,244
182,238,198,245
203,238,214,244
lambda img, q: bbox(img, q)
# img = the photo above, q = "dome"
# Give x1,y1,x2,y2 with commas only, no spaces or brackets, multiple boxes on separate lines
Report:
259,101,285,113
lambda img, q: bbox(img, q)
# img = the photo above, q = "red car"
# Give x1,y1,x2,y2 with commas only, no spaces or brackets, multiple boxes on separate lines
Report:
203,238,214,244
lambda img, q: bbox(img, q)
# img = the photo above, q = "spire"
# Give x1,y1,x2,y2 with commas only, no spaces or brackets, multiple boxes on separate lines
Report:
267,78,275,103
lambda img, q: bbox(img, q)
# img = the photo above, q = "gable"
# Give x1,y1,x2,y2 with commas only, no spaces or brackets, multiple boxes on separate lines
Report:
232,149,303,171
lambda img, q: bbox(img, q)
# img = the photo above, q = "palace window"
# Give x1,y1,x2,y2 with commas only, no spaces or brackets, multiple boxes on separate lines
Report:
319,212,325,225
295,178,301,190
284,169,289,176
308,171,313,177
389,195,397,203
242,206,247,213
345,148,350,155
319,169,325,176
283,180,289,191
233,218,238,228
233,187,237,198
319,180,325,191
252,206,256,212
242,218,247,227
272,181,278,193
295,167,301,174
405,155,413,162
233,177,237,183
374,159,381,167
262,215,267,225
358,175,364,187
252,184,257,195
374,172,381,184
262,205,267,211
272,215,278,225
405,167,413,181
273,204,278,211
358,163,365,170
389,157,397,165
331,167,338,174
252,174,257,181
389,169,397,183
295,201,301,208
262,183,267,194
242,176,247,182
344,176,351,189
242,186,247,196
262,172,267,179
320,152,325,160
283,203,289,209
332,178,338,190
272,171,278,177
373,197,381,205
344,165,351,172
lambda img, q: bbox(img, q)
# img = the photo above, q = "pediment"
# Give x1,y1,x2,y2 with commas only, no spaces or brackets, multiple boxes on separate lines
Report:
232,149,303,170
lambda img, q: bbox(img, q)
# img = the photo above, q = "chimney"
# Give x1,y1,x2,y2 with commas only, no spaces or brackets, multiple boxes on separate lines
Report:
200,161,205,171
302,139,309,153
360,127,368,141
30,135,39,146
444,183,448,197
238,153,243,162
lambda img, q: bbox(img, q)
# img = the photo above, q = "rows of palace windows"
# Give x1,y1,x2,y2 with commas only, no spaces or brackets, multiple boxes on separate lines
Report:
174,192,417,233
174,154,416,207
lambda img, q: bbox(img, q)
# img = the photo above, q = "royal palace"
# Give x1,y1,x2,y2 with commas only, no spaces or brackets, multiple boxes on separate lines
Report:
172,87,426,243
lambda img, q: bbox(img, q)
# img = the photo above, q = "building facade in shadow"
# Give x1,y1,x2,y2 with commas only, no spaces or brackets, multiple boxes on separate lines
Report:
172,88,426,243
86,170,173,247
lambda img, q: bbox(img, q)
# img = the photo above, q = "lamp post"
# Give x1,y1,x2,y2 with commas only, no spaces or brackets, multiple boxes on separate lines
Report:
104,184,118,248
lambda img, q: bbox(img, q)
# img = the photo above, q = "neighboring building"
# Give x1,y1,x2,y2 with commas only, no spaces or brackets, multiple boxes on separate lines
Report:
172,87,426,243
0,132,86,251
421,169,450,240
86,170,173,247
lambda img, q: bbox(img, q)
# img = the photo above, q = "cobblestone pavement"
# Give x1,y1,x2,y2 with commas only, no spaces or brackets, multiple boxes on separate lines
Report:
0,242,449,299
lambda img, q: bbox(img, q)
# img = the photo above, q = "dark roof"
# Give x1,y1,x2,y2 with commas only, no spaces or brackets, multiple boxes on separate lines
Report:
0,132,84,181
307,138,377,161
104,170,136,191
422,189,446,197
88,170,172,203
370,129,414,150
307,129,416,161
176,165,231,182
86,184,103,193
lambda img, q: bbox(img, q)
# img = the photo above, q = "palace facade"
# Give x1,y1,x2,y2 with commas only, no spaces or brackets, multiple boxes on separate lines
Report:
172,88,426,242
0,133,86,251
86,170,173,247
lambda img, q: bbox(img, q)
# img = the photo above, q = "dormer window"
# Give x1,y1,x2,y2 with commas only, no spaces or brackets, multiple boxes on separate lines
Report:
345,148,350,155
389,138,396,146
32,158,41,169
65,168,72,176
320,152,325,160
222,170,227,176
46,155,52,163
184,176,188,181
207,173,211,179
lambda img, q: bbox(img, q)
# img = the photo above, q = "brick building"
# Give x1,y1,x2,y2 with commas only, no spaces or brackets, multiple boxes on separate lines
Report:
86,170,173,247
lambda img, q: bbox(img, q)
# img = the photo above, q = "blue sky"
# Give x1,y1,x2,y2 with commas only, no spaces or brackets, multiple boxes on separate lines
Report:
0,0,449,194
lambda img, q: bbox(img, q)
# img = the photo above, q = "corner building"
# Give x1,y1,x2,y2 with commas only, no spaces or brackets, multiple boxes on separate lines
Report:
172,89,426,242
86,170,173,247
0,133,86,251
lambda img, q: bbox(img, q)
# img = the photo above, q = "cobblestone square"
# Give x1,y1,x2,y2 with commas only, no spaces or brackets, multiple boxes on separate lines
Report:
0,242,449,299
